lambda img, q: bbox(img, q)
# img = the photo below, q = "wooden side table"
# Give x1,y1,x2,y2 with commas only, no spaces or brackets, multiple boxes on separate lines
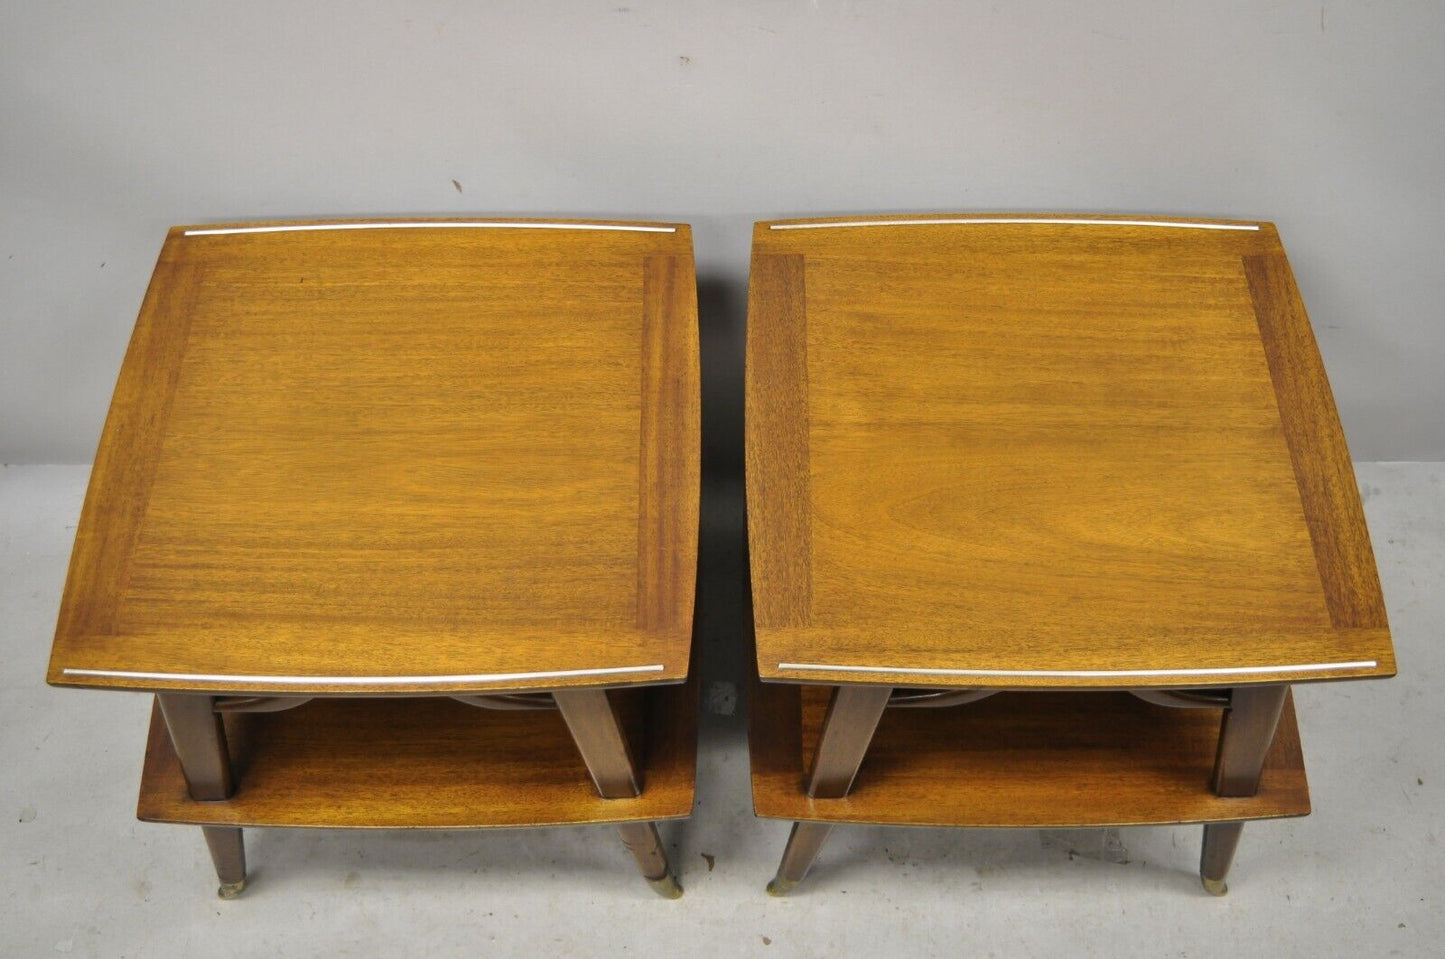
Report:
48,219,700,898
745,214,1394,895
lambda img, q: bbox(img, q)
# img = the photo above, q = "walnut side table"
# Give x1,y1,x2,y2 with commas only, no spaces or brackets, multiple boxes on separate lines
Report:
48,218,700,898
745,214,1394,895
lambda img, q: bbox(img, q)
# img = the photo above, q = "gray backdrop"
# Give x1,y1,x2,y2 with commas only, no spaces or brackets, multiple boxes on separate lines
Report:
3,1,1442,467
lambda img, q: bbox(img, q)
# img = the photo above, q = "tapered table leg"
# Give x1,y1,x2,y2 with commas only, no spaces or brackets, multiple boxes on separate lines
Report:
617,821,683,899
1200,822,1245,896
204,826,247,899
1200,685,1288,895
157,693,247,898
767,684,892,895
554,688,682,898
767,822,833,896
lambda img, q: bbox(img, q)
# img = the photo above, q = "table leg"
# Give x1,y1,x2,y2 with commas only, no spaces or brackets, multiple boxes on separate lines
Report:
766,822,834,896
156,693,246,898
1200,822,1245,897
616,821,683,900
554,689,682,898
203,826,247,899
768,684,892,896
1200,684,1287,895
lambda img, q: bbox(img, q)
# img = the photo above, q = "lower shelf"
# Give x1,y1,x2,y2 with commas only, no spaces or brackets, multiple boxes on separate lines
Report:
139,684,695,829
750,683,1310,828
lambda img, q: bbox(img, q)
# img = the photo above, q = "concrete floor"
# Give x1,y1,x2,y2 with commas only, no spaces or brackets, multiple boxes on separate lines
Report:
2,462,1441,958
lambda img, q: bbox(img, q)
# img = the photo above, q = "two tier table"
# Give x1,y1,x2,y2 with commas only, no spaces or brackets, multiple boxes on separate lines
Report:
744,214,1395,895
48,219,700,898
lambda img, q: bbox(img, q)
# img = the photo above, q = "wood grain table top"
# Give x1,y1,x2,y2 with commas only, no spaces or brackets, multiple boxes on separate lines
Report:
49,219,699,695
746,214,1394,689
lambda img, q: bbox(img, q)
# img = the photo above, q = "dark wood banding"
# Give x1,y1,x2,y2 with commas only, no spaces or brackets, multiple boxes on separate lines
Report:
1244,253,1388,630
53,256,201,644
637,254,700,634
746,253,812,627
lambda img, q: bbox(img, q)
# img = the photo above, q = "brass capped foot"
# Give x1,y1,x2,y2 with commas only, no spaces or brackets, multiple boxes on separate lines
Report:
766,876,799,897
647,874,683,900
217,879,247,900
1201,876,1228,897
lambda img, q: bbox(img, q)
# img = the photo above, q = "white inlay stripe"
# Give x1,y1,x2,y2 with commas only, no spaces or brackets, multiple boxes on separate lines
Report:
776,661,1376,679
184,222,676,236
62,664,666,685
770,218,1259,232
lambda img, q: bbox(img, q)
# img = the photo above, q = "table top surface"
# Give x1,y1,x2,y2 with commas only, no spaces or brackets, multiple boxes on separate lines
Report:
49,219,699,695
746,214,1394,689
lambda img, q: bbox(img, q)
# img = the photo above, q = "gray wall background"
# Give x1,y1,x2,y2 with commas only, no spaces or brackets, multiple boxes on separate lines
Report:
3,1,1442,466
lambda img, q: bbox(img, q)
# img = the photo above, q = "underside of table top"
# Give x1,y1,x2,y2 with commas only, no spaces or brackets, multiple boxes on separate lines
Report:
49,219,700,695
746,214,1393,689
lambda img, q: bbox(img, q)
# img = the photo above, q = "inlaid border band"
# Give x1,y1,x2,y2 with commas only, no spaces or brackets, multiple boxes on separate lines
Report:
63,664,665,685
1245,252,1389,631
776,661,1375,679
771,218,1258,231
637,254,700,633
185,222,676,236
745,253,812,627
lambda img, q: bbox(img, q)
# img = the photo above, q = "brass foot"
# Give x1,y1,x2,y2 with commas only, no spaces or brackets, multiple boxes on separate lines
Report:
217,879,247,900
1201,876,1228,897
647,873,683,900
766,876,799,897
